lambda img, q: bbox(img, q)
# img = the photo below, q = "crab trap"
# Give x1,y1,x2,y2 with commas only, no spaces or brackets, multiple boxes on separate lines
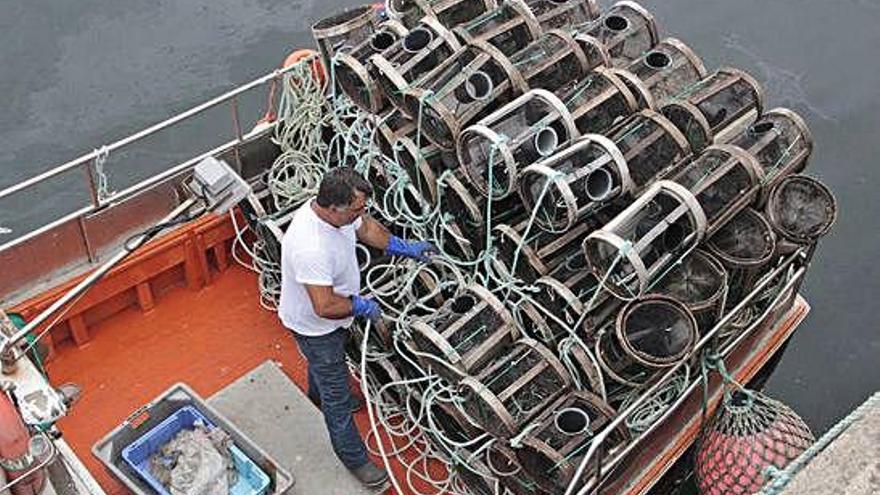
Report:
334,20,410,113
660,66,765,153
724,107,814,204
312,5,378,71
370,16,464,116
387,0,498,30
457,89,579,199
513,390,630,492
408,283,519,381
404,40,528,149
595,295,698,389
294,1,840,493
619,38,707,109
459,338,572,437
572,1,659,67
525,0,599,31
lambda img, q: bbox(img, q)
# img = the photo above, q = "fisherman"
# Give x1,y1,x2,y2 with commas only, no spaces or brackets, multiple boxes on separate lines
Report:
279,167,435,488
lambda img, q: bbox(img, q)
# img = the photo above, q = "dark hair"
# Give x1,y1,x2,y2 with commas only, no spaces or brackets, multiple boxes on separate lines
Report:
316,167,373,208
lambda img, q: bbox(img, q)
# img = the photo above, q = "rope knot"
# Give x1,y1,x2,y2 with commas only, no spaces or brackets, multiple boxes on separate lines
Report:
702,351,723,368
549,169,566,180
763,465,784,480
494,133,511,146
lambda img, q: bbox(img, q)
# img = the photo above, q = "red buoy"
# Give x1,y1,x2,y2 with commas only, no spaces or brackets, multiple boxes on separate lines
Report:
282,48,325,84
696,390,814,495
255,48,326,128
0,393,46,495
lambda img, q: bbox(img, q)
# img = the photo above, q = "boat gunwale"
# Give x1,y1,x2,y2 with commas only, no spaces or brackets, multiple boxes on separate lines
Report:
0,56,324,306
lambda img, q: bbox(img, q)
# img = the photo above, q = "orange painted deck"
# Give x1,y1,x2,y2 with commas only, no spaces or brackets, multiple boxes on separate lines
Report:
42,265,422,494
7,211,444,494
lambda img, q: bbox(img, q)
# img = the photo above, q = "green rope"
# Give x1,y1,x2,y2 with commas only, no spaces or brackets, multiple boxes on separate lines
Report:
9,313,47,378
565,77,594,106
503,170,560,302
758,391,880,495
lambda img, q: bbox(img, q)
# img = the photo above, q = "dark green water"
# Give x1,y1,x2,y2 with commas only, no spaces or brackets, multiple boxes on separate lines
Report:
1,0,878,439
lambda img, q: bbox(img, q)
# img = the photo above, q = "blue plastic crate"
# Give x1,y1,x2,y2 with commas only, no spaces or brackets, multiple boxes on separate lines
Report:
121,405,270,495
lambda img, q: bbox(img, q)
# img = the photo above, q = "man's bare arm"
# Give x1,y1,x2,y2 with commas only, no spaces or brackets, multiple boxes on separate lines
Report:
304,284,353,319
356,215,392,251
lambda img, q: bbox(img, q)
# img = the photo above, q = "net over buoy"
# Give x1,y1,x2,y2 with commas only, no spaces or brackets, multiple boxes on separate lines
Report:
696,389,815,495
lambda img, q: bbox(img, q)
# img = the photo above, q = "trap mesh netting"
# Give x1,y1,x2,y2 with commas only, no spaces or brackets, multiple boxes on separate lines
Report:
766,175,837,244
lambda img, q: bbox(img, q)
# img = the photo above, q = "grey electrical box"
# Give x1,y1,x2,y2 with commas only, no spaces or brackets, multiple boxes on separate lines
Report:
190,156,251,214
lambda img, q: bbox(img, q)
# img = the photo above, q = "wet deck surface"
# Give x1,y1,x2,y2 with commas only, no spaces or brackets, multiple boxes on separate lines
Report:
777,392,880,495
44,266,393,494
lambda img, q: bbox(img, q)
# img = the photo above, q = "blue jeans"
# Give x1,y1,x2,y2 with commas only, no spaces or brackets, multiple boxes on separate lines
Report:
293,328,368,470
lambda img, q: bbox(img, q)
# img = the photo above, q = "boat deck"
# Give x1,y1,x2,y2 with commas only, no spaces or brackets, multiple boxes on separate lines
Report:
43,265,415,494
19,210,811,495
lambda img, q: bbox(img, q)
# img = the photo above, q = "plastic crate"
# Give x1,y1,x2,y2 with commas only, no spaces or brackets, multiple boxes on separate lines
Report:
121,405,270,495
92,383,294,495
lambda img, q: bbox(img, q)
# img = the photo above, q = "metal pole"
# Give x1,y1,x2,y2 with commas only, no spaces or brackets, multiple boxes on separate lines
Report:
82,161,101,208
0,198,199,363
230,96,244,171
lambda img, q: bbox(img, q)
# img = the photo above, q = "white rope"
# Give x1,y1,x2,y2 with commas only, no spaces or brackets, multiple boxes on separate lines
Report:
241,53,809,495
93,145,114,202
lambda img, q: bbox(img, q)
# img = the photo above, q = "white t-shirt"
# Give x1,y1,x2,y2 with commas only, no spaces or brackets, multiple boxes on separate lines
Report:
278,199,363,336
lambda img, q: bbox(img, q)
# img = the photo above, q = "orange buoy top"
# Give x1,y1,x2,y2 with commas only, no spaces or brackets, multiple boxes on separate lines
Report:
257,49,326,126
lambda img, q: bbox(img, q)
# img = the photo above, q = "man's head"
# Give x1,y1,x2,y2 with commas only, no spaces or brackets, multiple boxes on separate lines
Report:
315,167,373,227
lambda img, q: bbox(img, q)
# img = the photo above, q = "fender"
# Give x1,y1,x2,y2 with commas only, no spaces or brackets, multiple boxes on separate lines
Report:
0,393,44,495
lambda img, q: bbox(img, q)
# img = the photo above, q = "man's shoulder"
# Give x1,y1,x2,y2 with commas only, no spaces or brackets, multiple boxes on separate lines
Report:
283,228,325,256
282,203,317,240
283,214,331,259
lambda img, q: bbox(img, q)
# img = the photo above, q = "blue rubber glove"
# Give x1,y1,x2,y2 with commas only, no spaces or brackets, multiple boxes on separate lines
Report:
351,295,381,321
385,236,437,262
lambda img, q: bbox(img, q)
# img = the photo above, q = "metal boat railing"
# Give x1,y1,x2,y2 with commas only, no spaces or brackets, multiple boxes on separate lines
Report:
0,65,297,209
563,248,809,495
0,64,301,304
